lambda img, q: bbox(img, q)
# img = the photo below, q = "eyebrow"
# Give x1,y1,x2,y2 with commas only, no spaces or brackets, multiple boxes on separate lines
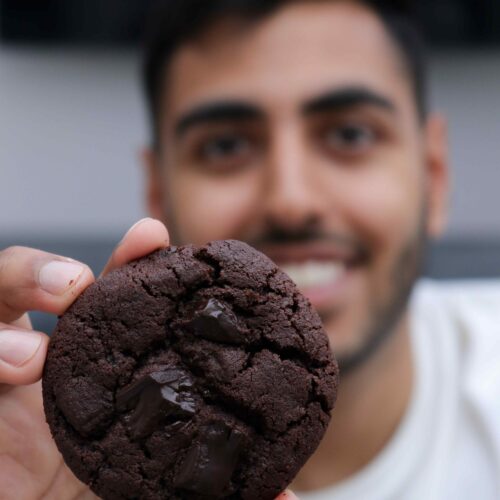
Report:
175,101,265,137
303,87,396,116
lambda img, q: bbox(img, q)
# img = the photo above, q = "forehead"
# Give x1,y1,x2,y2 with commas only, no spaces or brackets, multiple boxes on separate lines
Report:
165,1,413,119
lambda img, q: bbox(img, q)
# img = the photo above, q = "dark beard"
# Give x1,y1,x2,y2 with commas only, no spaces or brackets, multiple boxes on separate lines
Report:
245,211,427,375
335,216,428,375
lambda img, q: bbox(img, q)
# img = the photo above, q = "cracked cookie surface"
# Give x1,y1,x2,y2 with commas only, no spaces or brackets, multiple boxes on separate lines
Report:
42,240,339,500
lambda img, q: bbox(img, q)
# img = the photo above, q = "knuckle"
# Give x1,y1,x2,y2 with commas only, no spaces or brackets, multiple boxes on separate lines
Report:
0,246,21,283
0,246,30,289
0,245,23,259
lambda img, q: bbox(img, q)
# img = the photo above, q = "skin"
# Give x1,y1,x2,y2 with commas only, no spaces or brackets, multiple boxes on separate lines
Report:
144,0,448,491
0,1,447,498
0,219,167,499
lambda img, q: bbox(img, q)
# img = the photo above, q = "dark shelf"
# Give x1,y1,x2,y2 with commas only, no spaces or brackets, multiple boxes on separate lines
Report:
1,0,500,47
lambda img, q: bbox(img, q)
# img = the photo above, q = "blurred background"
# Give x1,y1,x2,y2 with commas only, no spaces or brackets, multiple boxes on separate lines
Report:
0,1,499,331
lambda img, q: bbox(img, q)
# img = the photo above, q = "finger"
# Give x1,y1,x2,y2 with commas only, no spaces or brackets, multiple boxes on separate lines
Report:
101,218,170,276
12,313,32,330
0,246,94,323
275,491,300,500
0,326,49,386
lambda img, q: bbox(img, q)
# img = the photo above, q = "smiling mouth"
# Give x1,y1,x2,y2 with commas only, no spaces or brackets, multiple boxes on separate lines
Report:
258,240,368,308
281,260,346,289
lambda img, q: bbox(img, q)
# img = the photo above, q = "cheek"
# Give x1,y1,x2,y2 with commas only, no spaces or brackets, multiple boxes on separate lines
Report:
322,164,423,352
339,163,423,253
166,170,261,244
323,156,424,314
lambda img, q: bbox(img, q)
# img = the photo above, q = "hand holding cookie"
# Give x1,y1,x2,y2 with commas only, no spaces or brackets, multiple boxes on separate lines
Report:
0,219,303,500
0,219,168,499
0,218,169,386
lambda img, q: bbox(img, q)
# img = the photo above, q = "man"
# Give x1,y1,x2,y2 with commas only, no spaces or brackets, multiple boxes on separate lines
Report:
0,1,499,499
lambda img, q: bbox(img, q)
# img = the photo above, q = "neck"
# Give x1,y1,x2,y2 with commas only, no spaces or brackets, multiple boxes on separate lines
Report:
293,313,414,492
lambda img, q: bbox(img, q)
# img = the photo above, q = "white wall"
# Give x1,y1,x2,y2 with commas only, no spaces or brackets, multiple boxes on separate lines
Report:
430,50,500,238
1,47,499,240
0,47,146,239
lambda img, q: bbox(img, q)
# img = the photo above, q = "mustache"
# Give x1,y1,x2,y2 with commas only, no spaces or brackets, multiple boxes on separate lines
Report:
247,225,370,260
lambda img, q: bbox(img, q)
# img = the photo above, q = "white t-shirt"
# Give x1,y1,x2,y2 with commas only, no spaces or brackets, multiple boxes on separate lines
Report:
299,279,500,500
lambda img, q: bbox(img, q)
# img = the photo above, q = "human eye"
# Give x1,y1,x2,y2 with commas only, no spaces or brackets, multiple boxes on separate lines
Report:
194,131,255,172
321,121,379,157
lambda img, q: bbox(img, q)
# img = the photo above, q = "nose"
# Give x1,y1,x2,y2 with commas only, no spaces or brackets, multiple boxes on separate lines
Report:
261,122,324,232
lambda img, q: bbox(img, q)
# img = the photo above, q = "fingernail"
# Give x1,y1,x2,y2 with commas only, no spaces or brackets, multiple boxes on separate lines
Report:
118,218,153,245
38,260,85,295
0,330,43,367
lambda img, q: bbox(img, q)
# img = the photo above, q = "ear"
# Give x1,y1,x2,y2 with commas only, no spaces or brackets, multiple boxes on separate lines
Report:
142,147,167,222
423,113,449,238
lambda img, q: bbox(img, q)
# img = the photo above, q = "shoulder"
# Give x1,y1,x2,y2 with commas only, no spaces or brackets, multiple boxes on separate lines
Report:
412,278,500,326
411,278,500,387
411,278,500,357
413,279,500,445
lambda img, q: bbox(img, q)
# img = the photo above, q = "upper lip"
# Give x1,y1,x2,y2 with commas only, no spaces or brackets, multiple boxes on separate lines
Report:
257,242,366,267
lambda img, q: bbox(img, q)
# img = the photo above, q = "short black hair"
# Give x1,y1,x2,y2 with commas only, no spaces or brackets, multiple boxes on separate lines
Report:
143,0,426,146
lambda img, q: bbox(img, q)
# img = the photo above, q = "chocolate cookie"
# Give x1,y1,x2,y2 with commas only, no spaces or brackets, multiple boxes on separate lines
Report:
43,240,339,500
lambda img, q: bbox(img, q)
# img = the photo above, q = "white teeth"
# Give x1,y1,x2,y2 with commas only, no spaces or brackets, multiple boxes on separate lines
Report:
281,261,345,289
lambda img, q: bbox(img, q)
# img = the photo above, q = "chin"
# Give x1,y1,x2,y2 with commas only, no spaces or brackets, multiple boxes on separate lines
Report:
318,309,366,358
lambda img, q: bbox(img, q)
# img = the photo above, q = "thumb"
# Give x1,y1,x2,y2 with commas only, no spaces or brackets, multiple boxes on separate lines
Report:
0,327,48,386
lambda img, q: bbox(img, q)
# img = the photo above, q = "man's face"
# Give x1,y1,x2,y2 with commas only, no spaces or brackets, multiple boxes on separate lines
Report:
146,1,447,369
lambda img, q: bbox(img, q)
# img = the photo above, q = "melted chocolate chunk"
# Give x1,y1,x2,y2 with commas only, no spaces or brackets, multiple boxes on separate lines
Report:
116,368,196,439
186,298,244,345
174,421,245,497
